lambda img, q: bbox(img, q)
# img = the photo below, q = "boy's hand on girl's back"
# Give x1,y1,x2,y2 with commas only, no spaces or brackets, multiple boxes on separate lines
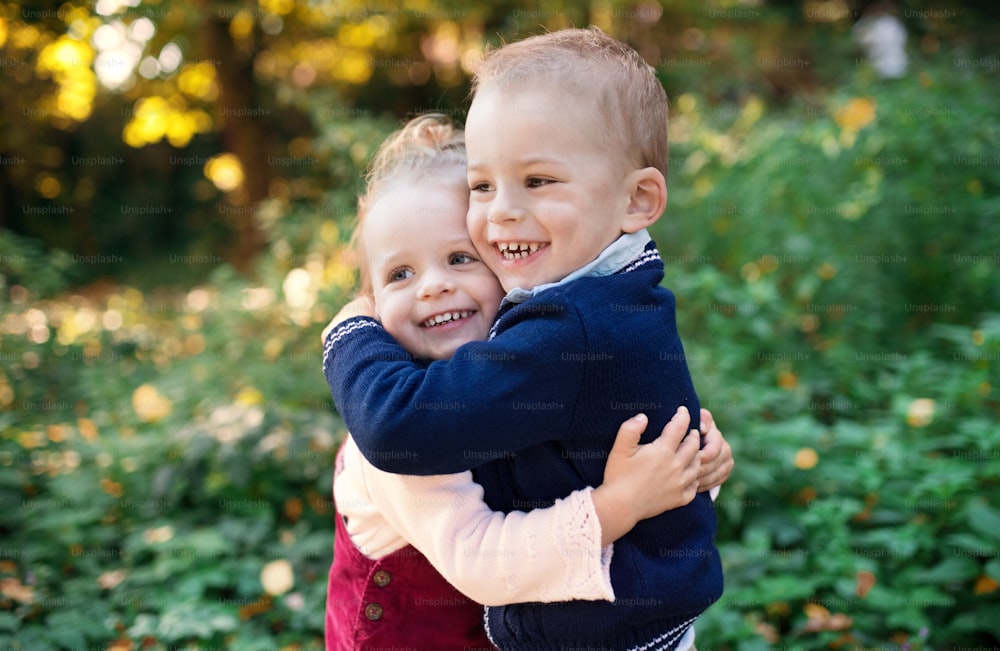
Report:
593,408,701,545
321,294,377,343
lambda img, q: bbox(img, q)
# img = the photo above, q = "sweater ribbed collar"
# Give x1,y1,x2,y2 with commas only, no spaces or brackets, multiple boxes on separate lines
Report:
502,229,653,305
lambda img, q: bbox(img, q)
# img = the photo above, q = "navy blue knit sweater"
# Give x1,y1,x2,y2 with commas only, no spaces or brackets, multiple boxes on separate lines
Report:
323,242,723,650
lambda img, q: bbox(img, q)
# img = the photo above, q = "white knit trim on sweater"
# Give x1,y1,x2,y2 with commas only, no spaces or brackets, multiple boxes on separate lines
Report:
675,626,696,651
618,248,662,275
483,606,495,647
481,610,696,650
626,616,698,651
322,318,380,373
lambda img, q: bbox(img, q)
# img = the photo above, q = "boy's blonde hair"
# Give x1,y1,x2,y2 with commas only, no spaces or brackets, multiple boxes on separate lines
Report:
471,27,669,179
354,113,467,294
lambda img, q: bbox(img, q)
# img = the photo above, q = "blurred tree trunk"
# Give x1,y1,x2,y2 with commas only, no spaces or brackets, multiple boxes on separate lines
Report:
199,11,269,273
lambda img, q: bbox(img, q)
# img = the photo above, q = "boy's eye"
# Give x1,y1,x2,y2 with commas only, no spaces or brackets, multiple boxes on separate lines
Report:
525,177,552,188
469,181,493,192
387,268,413,283
450,252,477,265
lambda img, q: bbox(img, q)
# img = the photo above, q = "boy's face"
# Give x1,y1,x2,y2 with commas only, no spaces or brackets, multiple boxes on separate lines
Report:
465,81,636,293
364,176,505,361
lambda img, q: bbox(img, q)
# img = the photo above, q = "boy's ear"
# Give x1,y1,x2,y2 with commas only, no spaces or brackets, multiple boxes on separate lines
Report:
621,167,667,233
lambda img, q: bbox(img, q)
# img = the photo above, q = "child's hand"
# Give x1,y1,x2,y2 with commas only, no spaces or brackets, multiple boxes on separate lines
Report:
696,408,734,493
591,407,701,546
320,294,377,342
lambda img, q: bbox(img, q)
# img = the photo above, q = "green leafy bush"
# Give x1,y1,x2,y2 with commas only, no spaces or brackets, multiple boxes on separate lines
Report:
2,49,998,651
656,53,1000,648
0,108,396,649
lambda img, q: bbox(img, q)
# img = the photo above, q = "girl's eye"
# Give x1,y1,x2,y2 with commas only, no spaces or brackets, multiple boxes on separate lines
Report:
450,253,477,265
526,177,551,188
387,268,413,283
469,181,493,192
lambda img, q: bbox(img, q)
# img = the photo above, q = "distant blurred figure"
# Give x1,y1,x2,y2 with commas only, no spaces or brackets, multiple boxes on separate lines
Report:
852,1,908,79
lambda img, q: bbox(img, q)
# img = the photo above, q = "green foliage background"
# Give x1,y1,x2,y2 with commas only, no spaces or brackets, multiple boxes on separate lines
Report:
1,1,999,649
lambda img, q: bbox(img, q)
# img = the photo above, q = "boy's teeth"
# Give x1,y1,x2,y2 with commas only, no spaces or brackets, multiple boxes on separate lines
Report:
423,311,473,327
497,242,541,259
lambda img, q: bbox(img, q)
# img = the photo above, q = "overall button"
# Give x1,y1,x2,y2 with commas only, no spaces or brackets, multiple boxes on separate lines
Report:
364,603,383,621
372,570,392,587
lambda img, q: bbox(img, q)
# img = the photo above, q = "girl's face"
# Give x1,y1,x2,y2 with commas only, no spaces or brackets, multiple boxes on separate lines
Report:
363,176,505,361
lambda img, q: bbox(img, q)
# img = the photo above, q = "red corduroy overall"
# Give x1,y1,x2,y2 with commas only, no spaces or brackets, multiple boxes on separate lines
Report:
325,444,495,650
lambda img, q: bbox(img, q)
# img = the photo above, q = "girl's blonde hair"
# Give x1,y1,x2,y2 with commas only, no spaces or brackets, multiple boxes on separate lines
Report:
353,113,467,294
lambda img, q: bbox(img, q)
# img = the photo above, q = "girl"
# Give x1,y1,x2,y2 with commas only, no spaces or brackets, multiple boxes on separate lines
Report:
325,115,732,650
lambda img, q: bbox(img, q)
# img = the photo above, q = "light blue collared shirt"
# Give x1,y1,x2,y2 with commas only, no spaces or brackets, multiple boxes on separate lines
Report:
502,229,654,305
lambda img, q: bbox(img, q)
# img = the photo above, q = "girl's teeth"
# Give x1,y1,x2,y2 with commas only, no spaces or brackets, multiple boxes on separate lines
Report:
423,311,472,327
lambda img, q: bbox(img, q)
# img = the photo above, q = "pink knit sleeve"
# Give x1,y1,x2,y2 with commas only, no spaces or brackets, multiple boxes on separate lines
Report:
352,440,615,606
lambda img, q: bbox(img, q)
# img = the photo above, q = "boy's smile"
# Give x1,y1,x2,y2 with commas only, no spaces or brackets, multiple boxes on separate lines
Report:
464,82,642,293
496,241,546,261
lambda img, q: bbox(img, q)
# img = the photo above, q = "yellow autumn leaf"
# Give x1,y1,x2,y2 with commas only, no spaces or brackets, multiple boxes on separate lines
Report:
0,577,34,603
817,262,838,280
0,372,13,408
755,621,779,643
804,601,852,631
856,570,876,597
143,526,174,544
47,424,69,443
177,61,218,101
239,594,273,620
794,447,819,470
766,601,790,617
235,386,264,406
834,97,876,133
260,0,295,15
230,11,254,40
906,398,935,428
804,602,831,621
263,337,284,361
77,417,99,442
205,153,244,192
261,559,294,596
97,569,127,590
132,384,173,423
975,575,999,595
284,497,303,523
778,370,799,390
18,430,45,448
101,478,123,497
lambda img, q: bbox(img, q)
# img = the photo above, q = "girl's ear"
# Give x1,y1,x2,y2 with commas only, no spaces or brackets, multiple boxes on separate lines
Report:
621,167,667,233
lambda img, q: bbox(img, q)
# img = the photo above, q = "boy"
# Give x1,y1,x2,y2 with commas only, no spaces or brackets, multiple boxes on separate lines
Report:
324,28,723,650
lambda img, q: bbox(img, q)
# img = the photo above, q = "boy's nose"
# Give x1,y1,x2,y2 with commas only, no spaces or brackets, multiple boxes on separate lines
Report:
487,187,525,224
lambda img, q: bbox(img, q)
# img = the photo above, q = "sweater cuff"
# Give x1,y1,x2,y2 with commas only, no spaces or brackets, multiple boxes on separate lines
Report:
555,487,615,602
322,316,381,373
